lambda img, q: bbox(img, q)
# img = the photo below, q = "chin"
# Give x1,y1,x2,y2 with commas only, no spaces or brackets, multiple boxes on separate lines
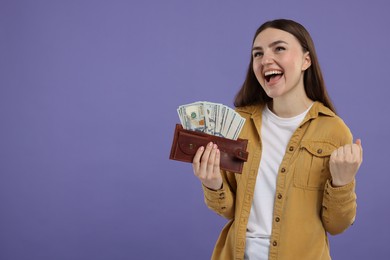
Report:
265,89,285,99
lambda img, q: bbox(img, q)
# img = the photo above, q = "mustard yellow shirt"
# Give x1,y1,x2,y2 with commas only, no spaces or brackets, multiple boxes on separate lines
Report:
202,101,357,260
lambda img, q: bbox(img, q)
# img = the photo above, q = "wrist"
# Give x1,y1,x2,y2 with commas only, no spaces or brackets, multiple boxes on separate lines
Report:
331,178,354,188
203,182,223,191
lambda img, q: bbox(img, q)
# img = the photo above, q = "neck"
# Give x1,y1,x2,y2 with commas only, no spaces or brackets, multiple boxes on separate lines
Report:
269,96,313,118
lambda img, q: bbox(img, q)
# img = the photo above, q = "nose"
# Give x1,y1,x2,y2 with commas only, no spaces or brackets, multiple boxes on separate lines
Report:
261,52,274,65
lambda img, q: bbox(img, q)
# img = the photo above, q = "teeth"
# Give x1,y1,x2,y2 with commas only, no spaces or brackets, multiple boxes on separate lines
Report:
264,70,283,77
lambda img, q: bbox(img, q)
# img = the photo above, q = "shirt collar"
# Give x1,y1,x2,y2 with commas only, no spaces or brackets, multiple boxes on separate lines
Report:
236,101,335,121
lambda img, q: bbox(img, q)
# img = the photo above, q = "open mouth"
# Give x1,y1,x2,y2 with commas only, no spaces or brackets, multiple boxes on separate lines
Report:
264,70,283,83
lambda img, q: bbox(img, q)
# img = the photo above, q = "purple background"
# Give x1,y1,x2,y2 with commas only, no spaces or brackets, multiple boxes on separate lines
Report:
0,0,389,259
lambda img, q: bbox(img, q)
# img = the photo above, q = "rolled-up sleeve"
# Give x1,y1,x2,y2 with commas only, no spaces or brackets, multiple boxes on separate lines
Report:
322,179,357,235
202,172,236,219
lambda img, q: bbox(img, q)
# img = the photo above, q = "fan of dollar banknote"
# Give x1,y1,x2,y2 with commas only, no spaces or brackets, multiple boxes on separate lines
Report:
177,101,246,140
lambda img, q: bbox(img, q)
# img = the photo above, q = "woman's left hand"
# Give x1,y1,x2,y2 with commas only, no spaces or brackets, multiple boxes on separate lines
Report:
329,139,363,187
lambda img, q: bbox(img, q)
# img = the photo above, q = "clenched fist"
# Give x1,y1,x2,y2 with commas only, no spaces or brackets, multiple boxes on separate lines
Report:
329,139,363,187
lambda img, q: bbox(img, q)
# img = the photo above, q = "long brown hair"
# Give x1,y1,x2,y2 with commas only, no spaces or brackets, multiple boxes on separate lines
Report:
234,19,336,113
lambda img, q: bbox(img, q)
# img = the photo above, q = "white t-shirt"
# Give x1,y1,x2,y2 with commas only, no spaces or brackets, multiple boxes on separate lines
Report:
245,104,312,260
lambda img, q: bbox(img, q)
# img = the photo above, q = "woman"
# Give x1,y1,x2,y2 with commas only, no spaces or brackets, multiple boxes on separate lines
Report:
192,19,363,260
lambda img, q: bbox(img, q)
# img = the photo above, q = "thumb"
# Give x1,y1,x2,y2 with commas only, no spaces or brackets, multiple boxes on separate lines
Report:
355,138,362,147
355,138,363,161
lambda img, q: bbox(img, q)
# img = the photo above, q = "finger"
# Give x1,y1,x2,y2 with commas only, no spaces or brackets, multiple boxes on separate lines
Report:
206,144,218,173
330,148,338,160
355,138,363,161
200,142,214,172
355,138,362,147
352,142,363,163
213,148,221,173
192,146,205,172
336,146,344,158
351,144,361,161
193,146,205,163
343,144,353,156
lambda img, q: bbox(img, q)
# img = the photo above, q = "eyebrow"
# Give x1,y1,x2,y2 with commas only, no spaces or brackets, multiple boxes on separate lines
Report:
252,40,288,52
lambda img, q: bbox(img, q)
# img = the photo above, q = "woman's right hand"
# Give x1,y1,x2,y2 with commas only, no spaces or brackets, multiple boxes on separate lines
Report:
192,142,223,191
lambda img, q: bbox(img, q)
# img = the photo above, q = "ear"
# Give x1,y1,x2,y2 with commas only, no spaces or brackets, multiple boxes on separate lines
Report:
302,52,311,71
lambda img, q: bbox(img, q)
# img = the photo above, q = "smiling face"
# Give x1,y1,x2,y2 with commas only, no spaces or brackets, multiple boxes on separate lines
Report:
252,28,311,102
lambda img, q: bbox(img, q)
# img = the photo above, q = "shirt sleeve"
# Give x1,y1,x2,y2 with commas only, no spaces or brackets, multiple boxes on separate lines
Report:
321,179,357,235
202,170,236,219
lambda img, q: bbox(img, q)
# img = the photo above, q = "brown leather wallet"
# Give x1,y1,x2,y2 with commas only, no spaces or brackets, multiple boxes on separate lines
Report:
169,124,249,173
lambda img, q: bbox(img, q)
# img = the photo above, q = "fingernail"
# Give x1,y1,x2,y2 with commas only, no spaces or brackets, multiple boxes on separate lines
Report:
199,146,204,151
213,144,218,149
208,142,213,147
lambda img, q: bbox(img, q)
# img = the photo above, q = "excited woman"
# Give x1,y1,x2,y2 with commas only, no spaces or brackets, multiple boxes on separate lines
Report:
192,19,363,260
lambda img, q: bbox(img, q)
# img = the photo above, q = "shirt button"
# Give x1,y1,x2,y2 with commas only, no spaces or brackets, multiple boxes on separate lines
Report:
275,217,280,222
219,192,225,197
277,194,282,199
289,146,294,151
272,241,278,246
221,207,226,210
281,168,286,173
317,149,323,154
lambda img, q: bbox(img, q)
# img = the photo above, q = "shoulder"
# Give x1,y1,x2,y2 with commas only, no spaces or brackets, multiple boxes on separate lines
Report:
306,102,353,146
235,104,264,117
234,105,263,141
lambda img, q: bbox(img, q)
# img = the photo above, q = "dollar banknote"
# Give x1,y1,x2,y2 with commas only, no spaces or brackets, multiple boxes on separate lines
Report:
177,101,245,140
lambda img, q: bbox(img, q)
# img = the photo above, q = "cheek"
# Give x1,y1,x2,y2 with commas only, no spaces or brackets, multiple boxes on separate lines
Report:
284,53,305,72
280,59,300,79
252,63,264,82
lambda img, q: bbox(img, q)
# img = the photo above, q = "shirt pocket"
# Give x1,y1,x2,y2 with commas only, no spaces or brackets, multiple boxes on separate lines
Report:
293,140,337,190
